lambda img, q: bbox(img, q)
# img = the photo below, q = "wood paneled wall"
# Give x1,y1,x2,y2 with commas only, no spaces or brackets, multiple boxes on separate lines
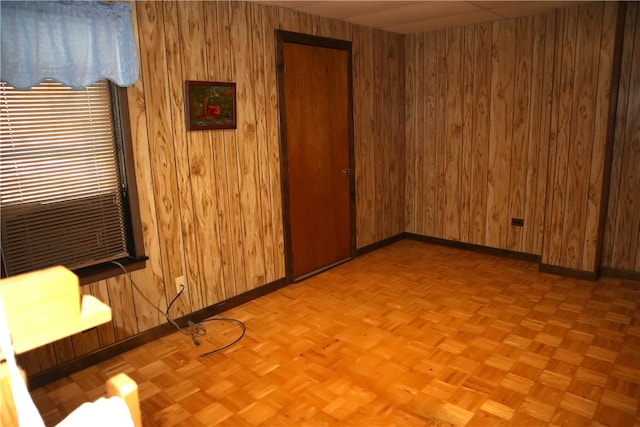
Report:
405,2,625,274
20,1,406,375
542,2,620,273
354,27,406,248
603,2,640,274
405,13,556,255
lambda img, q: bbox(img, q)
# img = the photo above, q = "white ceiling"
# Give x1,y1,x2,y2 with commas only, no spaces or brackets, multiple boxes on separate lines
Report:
253,1,585,34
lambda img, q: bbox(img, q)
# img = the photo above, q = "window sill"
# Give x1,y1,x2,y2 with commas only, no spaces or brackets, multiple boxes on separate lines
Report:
76,256,148,286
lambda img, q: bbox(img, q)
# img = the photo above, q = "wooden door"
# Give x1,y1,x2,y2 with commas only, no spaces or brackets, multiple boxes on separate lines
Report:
278,34,354,281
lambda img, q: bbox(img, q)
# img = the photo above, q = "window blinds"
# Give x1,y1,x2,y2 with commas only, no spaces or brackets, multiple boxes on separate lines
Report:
0,80,129,276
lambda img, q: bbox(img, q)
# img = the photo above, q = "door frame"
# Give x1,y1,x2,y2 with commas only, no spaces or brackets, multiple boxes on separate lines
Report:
275,30,356,282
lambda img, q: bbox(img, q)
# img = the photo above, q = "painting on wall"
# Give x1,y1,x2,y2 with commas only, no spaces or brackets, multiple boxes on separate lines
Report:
185,81,236,130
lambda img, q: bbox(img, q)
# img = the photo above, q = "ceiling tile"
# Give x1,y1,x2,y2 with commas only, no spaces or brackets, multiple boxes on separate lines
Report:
296,1,423,19
345,1,481,27
385,9,502,33
250,1,587,34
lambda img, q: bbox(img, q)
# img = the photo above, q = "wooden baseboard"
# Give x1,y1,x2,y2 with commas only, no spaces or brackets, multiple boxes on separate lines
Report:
404,233,606,281
600,266,640,282
404,233,541,263
27,278,289,389
538,263,599,281
355,233,406,256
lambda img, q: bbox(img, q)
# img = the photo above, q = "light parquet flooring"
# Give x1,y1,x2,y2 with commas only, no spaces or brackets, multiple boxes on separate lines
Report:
32,240,640,426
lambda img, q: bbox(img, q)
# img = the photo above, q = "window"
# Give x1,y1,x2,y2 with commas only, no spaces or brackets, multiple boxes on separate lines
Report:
0,79,145,283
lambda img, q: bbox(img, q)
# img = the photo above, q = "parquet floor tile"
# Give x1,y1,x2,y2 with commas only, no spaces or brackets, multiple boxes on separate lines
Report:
31,240,640,426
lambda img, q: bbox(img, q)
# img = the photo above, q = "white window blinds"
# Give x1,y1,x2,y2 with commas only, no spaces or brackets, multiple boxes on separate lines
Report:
0,79,129,276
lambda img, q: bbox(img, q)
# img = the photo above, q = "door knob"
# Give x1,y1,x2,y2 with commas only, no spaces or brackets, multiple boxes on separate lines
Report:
342,168,351,175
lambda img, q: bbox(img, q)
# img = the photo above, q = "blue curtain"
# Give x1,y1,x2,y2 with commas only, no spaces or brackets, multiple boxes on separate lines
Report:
1,1,139,89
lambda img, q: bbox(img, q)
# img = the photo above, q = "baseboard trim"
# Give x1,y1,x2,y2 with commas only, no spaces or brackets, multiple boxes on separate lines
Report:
355,233,406,256
538,263,599,281
404,233,541,263
600,266,640,282
27,277,289,389
404,233,606,281
294,257,353,283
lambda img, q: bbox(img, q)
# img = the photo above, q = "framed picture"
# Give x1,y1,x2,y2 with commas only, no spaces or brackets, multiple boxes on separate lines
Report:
185,80,237,130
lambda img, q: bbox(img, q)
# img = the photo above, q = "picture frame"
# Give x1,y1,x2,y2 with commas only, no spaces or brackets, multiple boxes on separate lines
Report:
185,80,237,130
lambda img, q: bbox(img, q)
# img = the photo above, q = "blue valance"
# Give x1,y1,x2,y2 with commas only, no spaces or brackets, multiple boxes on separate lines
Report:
1,1,139,89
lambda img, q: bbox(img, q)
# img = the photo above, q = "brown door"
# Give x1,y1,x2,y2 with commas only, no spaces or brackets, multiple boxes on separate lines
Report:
279,37,353,280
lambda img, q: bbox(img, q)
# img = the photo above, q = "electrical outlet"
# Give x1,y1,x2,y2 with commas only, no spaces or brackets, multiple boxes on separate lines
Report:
511,218,524,227
175,275,185,293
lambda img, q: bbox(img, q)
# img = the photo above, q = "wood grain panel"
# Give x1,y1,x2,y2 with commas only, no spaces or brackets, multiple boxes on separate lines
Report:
602,4,630,268
604,2,640,273
106,275,139,341
523,14,554,256
521,14,542,254
204,1,237,301
309,14,324,37
52,337,74,365
354,26,405,247
16,345,46,376
261,6,286,281
229,1,254,294
127,2,166,331
163,1,198,313
178,1,224,308
422,32,438,237
353,26,375,247
297,9,313,34
216,1,246,298
443,27,463,241
372,30,391,239
560,3,601,268
506,16,533,252
624,3,640,271
277,7,301,33
405,33,425,235
390,32,405,239
230,1,267,292
461,26,474,243
331,17,352,41
373,31,389,239
251,2,277,285
543,2,622,273
469,23,491,246
557,3,582,269
25,345,57,373
404,35,417,232
487,19,516,250
136,1,189,316
405,2,625,275
435,30,447,238
582,2,618,271
543,8,565,267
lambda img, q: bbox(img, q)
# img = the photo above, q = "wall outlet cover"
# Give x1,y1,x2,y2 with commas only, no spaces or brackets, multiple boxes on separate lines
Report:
511,218,524,227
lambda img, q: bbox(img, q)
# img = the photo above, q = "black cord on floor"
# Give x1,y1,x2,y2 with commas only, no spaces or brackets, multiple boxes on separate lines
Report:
198,317,246,358
110,261,245,357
